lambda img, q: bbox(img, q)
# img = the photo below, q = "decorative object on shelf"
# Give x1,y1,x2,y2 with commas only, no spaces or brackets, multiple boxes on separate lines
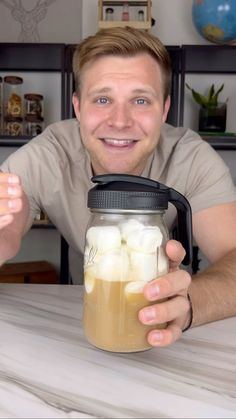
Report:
186,83,227,132
4,116,23,136
98,0,152,30
0,0,57,43
25,115,44,137
121,2,129,21
192,0,236,44
24,93,44,119
138,9,144,21
3,76,23,118
105,7,114,20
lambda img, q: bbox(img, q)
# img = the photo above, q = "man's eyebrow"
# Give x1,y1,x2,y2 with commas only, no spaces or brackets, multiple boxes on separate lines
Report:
88,87,112,96
88,87,158,97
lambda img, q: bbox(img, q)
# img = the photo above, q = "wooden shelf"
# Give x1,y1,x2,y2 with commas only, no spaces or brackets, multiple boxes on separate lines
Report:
200,134,236,150
0,136,32,146
98,20,151,29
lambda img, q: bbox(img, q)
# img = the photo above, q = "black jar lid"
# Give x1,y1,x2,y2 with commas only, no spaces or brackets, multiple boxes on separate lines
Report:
4,76,23,85
4,116,23,122
25,114,44,122
24,93,43,100
88,174,172,210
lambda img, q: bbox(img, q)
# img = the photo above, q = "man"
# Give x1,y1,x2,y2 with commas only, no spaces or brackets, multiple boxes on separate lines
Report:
0,27,236,347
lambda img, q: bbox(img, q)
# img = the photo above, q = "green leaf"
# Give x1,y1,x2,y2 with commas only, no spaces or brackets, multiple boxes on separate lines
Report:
207,84,215,101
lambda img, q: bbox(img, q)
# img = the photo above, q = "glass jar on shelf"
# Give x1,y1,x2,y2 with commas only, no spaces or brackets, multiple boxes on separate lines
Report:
3,76,23,118
24,93,44,119
122,2,129,21
4,116,23,136
105,7,114,21
138,10,144,22
25,114,44,137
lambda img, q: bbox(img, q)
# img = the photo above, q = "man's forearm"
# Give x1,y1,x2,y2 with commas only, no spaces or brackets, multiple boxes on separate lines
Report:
0,229,21,266
189,247,236,327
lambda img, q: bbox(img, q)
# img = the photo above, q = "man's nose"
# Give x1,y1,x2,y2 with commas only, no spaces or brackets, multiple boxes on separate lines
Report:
107,103,133,129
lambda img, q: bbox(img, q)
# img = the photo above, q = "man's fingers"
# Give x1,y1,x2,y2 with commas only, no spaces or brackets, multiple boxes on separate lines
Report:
0,174,23,217
147,320,183,347
166,239,186,270
139,294,190,325
143,269,191,301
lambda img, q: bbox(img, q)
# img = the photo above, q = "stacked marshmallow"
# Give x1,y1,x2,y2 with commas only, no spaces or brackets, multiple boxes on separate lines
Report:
84,219,168,285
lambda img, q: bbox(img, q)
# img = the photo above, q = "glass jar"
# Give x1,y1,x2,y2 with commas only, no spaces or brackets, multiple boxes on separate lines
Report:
122,2,129,21
4,116,23,136
24,93,44,119
84,209,169,353
138,10,144,21
4,76,23,118
25,115,44,137
83,174,192,353
105,7,114,21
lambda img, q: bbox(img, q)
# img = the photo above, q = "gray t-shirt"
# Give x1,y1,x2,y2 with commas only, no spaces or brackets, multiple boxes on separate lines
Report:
1,119,236,282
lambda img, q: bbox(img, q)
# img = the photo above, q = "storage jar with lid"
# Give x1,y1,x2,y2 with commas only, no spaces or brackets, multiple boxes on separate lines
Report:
4,116,23,136
25,115,44,137
83,174,192,353
24,93,44,119
4,76,23,118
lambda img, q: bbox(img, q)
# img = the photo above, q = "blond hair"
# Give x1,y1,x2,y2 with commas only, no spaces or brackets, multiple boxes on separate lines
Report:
72,26,172,101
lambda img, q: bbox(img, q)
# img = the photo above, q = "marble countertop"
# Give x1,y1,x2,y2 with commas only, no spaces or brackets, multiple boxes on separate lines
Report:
0,284,235,419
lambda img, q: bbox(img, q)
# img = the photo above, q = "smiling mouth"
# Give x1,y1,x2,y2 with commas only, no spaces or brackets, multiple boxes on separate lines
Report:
101,138,138,147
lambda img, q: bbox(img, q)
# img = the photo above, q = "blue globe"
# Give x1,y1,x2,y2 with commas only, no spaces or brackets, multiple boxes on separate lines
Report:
192,0,236,44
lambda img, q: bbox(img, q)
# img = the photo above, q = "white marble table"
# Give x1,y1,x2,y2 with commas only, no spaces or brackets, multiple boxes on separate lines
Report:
0,284,235,419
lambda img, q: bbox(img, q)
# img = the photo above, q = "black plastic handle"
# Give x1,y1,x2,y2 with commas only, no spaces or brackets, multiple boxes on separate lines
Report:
169,189,193,265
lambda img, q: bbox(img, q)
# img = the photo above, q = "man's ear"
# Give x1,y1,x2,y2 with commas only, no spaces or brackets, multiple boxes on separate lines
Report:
162,95,171,123
72,93,80,122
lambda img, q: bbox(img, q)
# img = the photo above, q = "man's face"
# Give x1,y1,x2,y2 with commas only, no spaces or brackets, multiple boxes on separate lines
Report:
73,53,170,175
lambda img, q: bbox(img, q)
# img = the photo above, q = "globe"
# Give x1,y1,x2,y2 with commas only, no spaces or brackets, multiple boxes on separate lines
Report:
192,0,236,44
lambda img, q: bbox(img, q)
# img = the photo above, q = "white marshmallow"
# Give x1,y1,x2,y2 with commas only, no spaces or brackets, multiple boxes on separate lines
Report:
84,271,95,293
97,248,130,281
129,251,158,282
125,281,147,295
119,219,144,242
127,226,163,253
86,226,121,254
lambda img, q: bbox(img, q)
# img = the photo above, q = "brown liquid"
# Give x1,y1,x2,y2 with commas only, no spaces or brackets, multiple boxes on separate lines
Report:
83,273,166,352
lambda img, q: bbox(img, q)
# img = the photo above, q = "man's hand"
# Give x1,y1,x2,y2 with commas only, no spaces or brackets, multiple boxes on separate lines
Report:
138,240,191,347
0,172,23,229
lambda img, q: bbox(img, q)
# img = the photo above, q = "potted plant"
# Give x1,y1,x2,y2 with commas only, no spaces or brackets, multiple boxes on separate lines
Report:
186,83,227,132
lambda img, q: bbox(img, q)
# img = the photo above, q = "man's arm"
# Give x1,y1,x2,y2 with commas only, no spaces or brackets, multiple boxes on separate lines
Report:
0,172,30,265
138,201,236,347
189,201,236,326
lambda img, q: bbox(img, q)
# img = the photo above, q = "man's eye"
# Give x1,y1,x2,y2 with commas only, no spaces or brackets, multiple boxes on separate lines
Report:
135,98,148,105
96,97,109,104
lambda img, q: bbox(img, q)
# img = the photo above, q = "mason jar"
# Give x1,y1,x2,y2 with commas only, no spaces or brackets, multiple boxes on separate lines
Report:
4,76,23,118
83,174,192,353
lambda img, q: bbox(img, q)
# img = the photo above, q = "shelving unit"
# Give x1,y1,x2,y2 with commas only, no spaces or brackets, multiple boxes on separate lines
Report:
0,42,236,280
0,43,66,282
179,44,236,149
98,0,152,30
